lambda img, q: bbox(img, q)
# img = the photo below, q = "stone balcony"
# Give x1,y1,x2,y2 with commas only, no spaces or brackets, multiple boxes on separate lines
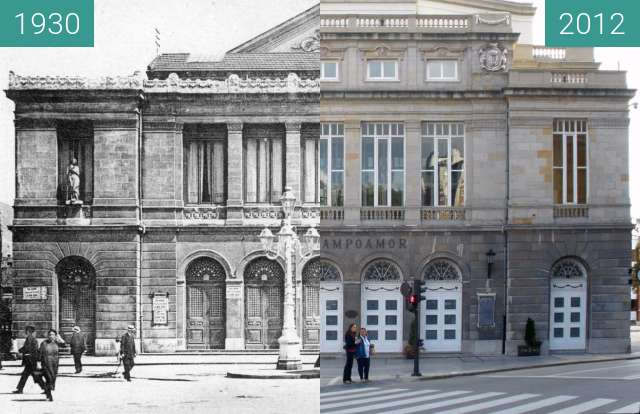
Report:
320,13,512,34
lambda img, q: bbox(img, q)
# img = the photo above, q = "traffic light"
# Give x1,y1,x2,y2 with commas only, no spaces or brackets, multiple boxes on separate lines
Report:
406,293,418,313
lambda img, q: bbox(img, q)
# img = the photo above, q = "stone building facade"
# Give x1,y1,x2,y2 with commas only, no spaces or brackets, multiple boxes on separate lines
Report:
6,5,321,354
319,0,634,355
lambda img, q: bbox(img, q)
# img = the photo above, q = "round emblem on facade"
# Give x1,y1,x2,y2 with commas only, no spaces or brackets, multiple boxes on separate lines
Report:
479,43,507,72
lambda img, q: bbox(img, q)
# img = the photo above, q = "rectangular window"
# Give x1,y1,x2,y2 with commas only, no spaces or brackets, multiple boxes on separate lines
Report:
185,139,226,204
361,122,404,207
367,60,398,81
553,120,588,205
321,61,339,81
320,123,344,207
426,60,458,81
243,125,284,203
57,122,94,205
421,122,464,207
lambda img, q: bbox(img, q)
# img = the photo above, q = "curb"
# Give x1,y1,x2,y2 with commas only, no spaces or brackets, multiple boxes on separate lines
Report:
226,369,320,379
0,361,318,368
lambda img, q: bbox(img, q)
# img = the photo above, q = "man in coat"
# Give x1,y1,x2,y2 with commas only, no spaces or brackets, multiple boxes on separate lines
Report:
39,329,64,401
13,325,46,395
70,326,86,373
119,325,136,382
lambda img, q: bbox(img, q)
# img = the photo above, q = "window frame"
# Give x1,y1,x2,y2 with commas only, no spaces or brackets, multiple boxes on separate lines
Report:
553,119,589,205
320,61,340,82
320,123,345,207
366,59,399,81
426,59,459,82
421,122,465,207
361,122,405,207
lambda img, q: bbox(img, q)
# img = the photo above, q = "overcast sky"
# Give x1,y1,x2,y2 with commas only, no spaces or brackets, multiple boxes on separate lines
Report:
0,0,637,229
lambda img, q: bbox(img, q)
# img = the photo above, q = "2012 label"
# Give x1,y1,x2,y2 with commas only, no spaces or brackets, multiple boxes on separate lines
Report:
559,12,625,36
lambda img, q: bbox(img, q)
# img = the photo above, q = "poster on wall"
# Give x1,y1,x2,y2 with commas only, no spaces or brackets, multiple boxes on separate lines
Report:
22,286,47,300
152,294,169,325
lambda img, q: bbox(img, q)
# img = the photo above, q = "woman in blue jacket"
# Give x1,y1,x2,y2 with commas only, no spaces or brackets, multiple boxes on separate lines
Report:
355,327,373,382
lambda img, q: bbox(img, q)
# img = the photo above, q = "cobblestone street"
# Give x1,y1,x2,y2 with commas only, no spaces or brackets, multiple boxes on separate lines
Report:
0,363,319,414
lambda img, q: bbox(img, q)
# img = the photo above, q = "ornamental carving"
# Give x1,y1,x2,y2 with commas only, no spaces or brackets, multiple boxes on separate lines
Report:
479,43,508,72
245,258,284,284
475,14,511,25
363,260,401,282
144,73,319,94
184,207,226,220
292,30,320,53
57,257,95,288
186,257,226,282
9,71,143,90
551,259,586,279
303,259,341,284
423,259,462,282
244,207,284,220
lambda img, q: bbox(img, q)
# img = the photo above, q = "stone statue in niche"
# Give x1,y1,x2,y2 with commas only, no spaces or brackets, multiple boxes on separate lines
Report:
66,158,82,205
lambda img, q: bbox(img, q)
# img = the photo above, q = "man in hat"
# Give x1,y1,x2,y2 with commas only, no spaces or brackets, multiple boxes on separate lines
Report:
119,325,137,382
70,326,86,373
13,325,46,394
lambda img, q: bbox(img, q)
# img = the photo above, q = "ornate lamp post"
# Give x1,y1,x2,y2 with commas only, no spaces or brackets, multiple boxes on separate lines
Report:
259,187,319,370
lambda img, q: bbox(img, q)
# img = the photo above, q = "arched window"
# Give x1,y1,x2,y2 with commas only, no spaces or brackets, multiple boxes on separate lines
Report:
363,259,401,282
422,259,462,282
551,258,586,279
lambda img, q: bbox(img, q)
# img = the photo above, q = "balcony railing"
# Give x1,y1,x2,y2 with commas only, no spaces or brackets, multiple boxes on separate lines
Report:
183,206,227,221
321,13,510,33
554,205,589,219
360,208,405,221
320,207,344,221
421,207,467,221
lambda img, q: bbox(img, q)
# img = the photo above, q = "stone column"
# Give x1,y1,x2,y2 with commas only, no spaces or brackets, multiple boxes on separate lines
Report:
225,281,244,350
404,120,421,223
285,122,302,200
343,120,361,224
226,122,244,223
303,136,317,204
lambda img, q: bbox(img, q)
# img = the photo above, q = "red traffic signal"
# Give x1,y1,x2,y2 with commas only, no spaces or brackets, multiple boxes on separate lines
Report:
406,294,418,313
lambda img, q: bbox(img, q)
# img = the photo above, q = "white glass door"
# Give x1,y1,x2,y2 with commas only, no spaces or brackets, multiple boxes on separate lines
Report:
550,283,586,350
421,283,462,352
320,284,342,352
361,284,403,353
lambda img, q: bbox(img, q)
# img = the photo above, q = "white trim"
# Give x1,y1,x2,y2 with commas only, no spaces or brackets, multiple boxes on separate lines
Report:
320,61,340,82
366,59,399,81
426,59,459,82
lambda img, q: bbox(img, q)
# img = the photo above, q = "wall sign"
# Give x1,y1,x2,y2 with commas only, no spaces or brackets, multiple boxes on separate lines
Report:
23,286,47,300
226,285,242,299
477,294,496,328
152,294,169,325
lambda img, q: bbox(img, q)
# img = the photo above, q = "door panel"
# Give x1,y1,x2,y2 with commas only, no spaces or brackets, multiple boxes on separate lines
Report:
421,287,462,353
245,284,283,349
303,284,320,349
361,285,403,353
320,286,342,352
550,285,586,350
186,283,226,349
59,273,96,353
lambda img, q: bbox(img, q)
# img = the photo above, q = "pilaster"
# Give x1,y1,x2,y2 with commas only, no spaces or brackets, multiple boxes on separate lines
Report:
226,122,244,224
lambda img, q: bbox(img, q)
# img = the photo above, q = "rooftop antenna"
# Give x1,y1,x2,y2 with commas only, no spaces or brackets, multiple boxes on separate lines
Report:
155,28,161,56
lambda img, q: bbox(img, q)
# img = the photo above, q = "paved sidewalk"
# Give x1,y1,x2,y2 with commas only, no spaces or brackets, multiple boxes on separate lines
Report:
320,327,640,386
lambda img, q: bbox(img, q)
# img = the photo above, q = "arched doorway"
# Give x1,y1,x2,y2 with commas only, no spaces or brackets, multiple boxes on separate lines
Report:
549,258,587,351
185,257,226,349
421,259,463,353
318,260,343,353
56,256,96,353
301,259,321,350
244,258,284,349
361,259,403,353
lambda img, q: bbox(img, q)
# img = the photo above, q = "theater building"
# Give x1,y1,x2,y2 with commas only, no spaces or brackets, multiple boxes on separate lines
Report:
319,0,633,355
6,5,320,354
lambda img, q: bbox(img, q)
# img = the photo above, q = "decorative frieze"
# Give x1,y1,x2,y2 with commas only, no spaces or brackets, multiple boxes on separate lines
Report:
243,206,285,220
8,71,143,90
144,73,319,94
183,206,227,220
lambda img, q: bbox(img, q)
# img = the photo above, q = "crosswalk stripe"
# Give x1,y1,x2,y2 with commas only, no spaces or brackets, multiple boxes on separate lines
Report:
321,388,415,405
384,392,504,414
610,402,640,413
322,389,438,410
321,390,471,414
433,393,539,414
547,398,617,414
320,387,381,398
490,396,578,414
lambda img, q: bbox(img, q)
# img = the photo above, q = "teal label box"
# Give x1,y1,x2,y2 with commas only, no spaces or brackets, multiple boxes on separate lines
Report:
0,0,94,47
546,0,640,47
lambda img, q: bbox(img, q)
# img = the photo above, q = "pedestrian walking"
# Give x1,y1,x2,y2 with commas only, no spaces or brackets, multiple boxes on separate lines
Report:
356,327,373,382
39,329,64,401
13,325,46,395
70,326,86,373
342,323,360,384
119,325,137,382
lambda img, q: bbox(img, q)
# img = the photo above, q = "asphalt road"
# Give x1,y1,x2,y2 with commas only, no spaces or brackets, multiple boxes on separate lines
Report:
321,359,640,413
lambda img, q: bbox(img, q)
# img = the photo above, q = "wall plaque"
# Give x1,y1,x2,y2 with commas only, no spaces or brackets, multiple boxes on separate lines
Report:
152,294,169,325
477,294,496,328
226,285,242,299
23,286,47,300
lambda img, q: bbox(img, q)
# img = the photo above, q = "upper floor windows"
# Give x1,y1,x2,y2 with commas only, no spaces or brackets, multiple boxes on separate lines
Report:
362,122,404,207
421,122,464,207
553,120,588,205
367,60,398,81
244,124,284,204
426,60,458,81
184,125,227,205
321,61,339,81
57,122,93,205
320,123,344,207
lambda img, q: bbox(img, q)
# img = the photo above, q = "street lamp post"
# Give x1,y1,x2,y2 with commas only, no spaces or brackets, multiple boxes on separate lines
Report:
259,187,319,370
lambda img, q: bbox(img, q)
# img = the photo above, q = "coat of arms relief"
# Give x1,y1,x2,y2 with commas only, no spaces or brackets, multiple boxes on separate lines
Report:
479,43,508,72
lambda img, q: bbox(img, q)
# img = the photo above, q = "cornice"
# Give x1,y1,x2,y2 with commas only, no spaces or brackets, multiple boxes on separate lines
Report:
144,73,319,94
8,71,143,91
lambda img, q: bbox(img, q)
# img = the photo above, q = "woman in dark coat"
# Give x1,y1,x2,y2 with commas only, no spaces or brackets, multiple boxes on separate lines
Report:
342,323,360,384
39,328,65,400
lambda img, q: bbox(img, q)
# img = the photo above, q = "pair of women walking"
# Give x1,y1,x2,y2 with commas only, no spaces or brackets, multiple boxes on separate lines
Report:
343,323,373,384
